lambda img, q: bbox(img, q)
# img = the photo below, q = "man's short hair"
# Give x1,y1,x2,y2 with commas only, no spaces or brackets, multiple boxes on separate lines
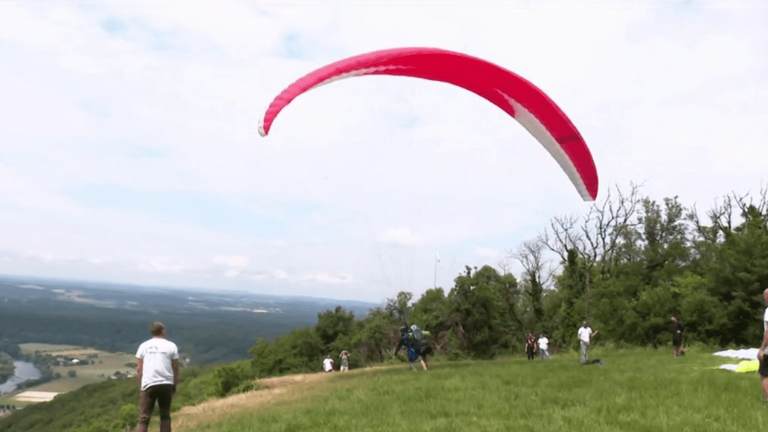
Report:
150,322,166,336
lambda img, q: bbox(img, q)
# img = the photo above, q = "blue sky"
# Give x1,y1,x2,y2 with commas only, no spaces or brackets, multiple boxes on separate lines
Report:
0,0,766,303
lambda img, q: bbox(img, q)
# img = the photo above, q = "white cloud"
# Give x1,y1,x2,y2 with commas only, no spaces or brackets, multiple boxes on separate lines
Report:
308,272,353,284
137,260,190,273
376,228,424,247
474,247,503,262
0,0,765,302
213,255,250,267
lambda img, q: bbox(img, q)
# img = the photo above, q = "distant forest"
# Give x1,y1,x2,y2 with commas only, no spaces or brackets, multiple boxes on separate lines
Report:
0,281,377,365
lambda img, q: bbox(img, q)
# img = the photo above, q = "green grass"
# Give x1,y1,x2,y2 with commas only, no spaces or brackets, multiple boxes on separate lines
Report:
183,347,768,432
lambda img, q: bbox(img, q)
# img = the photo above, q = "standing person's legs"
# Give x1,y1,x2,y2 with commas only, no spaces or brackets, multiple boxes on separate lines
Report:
580,341,588,364
759,355,768,402
762,375,768,402
154,384,174,432
136,387,158,432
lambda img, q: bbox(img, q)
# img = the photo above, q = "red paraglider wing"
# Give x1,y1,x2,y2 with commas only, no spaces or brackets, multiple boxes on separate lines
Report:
258,47,598,201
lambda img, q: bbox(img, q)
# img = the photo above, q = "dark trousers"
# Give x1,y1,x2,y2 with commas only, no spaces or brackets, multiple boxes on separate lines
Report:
137,384,174,432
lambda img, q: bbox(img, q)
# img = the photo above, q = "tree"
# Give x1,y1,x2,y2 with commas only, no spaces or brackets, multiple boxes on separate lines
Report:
446,265,521,358
510,239,553,328
315,306,355,349
539,182,643,319
385,291,414,324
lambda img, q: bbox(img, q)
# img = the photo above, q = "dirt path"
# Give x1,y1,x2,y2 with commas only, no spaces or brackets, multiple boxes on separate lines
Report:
173,366,397,431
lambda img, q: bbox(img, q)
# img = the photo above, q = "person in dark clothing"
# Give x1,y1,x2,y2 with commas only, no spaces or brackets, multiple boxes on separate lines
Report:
524,332,537,360
394,324,431,371
671,315,685,357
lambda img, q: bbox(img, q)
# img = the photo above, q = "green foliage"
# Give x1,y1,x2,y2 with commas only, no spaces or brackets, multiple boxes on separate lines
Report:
0,364,225,432
213,362,256,397
246,186,768,371
117,403,137,430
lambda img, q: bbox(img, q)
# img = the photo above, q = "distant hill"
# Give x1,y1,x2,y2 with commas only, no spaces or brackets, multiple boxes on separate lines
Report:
0,275,379,365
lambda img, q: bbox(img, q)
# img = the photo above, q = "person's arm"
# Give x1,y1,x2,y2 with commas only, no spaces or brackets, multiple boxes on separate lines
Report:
135,345,144,388
171,345,180,395
760,322,768,361
170,359,179,395
136,358,143,385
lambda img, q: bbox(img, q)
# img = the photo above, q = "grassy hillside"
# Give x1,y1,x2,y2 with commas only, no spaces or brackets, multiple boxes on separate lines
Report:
0,361,228,432
3,347,765,432
173,348,766,432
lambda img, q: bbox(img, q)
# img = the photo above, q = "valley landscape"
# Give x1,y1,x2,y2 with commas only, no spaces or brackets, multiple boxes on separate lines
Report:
0,274,379,414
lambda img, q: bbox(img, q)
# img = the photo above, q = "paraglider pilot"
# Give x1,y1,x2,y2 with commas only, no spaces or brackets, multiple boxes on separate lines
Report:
394,324,432,371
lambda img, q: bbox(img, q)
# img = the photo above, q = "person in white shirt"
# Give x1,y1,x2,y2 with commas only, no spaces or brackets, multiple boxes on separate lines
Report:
135,322,179,432
323,355,335,372
538,333,551,360
578,321,598,364
758,288,768,401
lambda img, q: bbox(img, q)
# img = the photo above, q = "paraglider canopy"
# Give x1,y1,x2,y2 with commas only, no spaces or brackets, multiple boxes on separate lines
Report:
258,47,599,202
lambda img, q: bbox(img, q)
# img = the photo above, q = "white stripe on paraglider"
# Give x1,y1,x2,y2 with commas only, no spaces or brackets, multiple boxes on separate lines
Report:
497,90,593,202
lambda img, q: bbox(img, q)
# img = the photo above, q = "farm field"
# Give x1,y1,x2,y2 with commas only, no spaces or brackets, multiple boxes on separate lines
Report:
19,343,81,355
7,343,137,404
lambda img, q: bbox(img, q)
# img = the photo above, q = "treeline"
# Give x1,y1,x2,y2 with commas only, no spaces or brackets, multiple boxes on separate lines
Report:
0,340,21,384
0,298,325,365
246,183,768,377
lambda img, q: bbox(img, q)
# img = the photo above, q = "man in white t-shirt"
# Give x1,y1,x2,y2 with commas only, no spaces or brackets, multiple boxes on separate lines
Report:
758,288,768,402
578,321,598,364
136,322,179,432
323,355,334,372
538,333,551,360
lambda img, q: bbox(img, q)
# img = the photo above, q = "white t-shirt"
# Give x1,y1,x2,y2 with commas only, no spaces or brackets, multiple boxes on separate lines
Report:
764,307,768,334
136,337,179,390
763,307,768,354
538,337,549,350
578,326,593,343
323,358,334,372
